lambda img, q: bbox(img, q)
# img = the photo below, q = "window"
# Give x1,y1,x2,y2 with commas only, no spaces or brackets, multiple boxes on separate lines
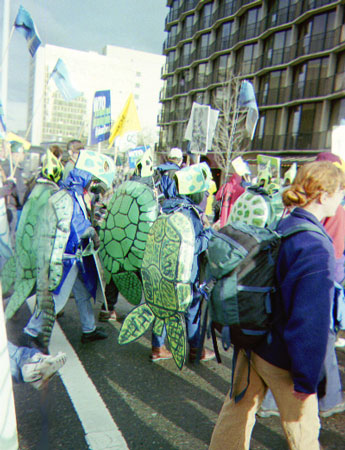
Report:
200,2,213,28
197,33,211,59
214,54,229,82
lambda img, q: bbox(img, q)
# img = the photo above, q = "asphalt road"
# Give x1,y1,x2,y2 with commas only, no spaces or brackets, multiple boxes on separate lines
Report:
6,295,345,450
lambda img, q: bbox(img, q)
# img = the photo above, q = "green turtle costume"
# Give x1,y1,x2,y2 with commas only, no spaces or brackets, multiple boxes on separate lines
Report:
3,150,64,319
119,211,195,369
24,150,115,346
119,162,212,369
98,179,159,305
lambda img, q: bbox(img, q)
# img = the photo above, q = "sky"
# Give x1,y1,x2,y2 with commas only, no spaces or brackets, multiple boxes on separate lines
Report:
0,0,169,132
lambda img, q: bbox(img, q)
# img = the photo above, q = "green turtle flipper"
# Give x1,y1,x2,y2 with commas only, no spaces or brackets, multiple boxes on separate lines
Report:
112,272,142,305
5,278,36,320
0,256,16,295
166,314,186,370
118,304,154,344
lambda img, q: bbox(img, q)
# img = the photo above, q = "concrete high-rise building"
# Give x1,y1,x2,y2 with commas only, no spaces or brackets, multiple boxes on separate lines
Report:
159,0,345,161
28,44,165,146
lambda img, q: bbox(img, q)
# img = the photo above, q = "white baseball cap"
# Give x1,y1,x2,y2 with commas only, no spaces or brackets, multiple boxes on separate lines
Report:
168,147,183,160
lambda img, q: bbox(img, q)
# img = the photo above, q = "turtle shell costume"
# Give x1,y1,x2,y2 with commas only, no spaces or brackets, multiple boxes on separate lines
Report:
98,148,159,305
119,163,212,369
3,151,63,318
28,151,115,346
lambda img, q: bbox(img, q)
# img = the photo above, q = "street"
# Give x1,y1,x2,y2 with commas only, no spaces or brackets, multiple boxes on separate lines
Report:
7,294,345,450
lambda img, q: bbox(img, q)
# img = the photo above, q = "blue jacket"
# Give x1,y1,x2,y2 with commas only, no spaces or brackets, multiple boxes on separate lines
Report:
255,208,335,394
156,162,180,199
54,168,97,297
162,196,213,283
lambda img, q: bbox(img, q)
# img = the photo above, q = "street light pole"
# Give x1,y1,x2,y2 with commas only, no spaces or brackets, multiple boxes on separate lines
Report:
1,0,10,116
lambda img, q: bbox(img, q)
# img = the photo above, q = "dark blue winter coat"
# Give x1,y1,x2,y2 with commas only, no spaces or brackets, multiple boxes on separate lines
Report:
156,162,180,199
255,208,335,394
162,195,213,283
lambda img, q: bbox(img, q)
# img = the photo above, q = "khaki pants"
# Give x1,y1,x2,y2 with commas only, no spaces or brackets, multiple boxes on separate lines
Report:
209,350,320,450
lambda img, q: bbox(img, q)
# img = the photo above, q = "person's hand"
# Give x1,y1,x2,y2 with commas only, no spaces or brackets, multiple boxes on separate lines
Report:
81,226,100,249
292,390,312,401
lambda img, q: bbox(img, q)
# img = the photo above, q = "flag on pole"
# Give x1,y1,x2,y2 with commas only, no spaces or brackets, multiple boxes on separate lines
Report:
14,5,41,57
238,80,259,140
108,93,141,147
50,58,82,102
0,102,6,138
5,132,31,151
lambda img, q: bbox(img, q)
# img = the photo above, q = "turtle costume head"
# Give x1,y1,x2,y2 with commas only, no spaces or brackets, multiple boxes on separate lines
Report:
174,162,212,204
75,150,115,190
41,149,64,184
134,148,154,177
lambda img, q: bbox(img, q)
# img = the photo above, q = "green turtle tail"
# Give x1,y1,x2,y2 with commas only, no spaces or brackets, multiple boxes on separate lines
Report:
4,278,36,320
166,313,187,370
112,272,142,305
118,304,154,344
1,256,16,295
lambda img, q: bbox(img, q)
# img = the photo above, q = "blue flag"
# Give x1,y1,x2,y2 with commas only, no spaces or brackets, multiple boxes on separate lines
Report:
0,101,6,137
238,80,259,140
14,5,41,57
50,58,83,102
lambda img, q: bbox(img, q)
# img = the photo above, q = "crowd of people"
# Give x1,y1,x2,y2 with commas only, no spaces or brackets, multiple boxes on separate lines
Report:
1,141,345,450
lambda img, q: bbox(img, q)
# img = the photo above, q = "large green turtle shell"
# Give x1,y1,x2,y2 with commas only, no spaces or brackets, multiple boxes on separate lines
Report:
5,180,59,319
141,211,195,319
228,188,284,228
98,180,159,304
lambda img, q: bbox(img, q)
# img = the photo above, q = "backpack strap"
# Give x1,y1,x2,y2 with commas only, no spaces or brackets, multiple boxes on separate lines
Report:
281,222,329,239
230,347,252,403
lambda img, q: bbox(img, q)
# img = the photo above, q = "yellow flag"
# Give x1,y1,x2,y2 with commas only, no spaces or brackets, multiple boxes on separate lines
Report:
108,93,141,147
5,132,31,150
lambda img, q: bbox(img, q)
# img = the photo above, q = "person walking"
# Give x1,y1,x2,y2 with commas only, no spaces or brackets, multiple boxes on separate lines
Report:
209,161,345,450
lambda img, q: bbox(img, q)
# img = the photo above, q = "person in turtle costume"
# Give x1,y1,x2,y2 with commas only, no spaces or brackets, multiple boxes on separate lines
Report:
97,147,159,322
2,149,64,316
119,162,216,369
154,147,183,203
22,150,115,352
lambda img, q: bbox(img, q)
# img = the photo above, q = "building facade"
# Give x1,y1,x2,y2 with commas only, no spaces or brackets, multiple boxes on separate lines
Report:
28,44,165,147
159,0,345,160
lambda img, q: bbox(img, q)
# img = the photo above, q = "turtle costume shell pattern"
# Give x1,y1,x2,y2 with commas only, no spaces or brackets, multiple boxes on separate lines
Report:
3,180,60,318
119,211,195,369
98,180,159,305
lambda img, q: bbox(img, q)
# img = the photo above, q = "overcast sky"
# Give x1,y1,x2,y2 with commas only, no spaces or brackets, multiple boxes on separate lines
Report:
0,0,169,131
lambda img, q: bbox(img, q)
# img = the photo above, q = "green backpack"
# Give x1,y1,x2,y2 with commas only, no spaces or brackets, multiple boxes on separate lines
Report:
202,220,326,353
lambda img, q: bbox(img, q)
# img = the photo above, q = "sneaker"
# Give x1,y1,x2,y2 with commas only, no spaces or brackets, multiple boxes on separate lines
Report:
98,310,118,322
150,345,173,362
22,352,67,390
335,337,345,348
257,409,280,418
319,400,345,418
189,348,216,363
81,327,108,343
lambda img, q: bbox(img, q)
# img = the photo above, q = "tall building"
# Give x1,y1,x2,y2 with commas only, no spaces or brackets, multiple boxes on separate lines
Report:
28,44,165,146
159,0,345,161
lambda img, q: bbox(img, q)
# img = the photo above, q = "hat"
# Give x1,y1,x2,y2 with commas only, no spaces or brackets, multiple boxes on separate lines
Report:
168,147,183,160
75,150,115,189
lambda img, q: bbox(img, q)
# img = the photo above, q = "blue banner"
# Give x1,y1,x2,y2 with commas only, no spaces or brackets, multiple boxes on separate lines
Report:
90,90,111,145
50,58,82,102
128,146,149,169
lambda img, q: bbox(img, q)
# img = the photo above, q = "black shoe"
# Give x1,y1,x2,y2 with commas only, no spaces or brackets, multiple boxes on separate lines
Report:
23,334,49,354
81,327,108,343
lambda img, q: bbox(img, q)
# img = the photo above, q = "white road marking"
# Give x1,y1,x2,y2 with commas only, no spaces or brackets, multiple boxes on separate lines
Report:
27,297,129,450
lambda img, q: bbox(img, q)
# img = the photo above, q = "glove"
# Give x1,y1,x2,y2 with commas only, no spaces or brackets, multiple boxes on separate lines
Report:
81,227,100,250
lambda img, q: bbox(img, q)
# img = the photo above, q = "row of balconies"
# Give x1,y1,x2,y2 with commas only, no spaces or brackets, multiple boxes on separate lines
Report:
162,25,344,79
160,70,345,104
251,130,329,151
165,0,334,37
164,3,339,55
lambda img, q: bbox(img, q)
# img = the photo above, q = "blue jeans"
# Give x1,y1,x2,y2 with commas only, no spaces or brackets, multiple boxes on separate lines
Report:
152,292,202,349
24,264,96,337
8,341,40,383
